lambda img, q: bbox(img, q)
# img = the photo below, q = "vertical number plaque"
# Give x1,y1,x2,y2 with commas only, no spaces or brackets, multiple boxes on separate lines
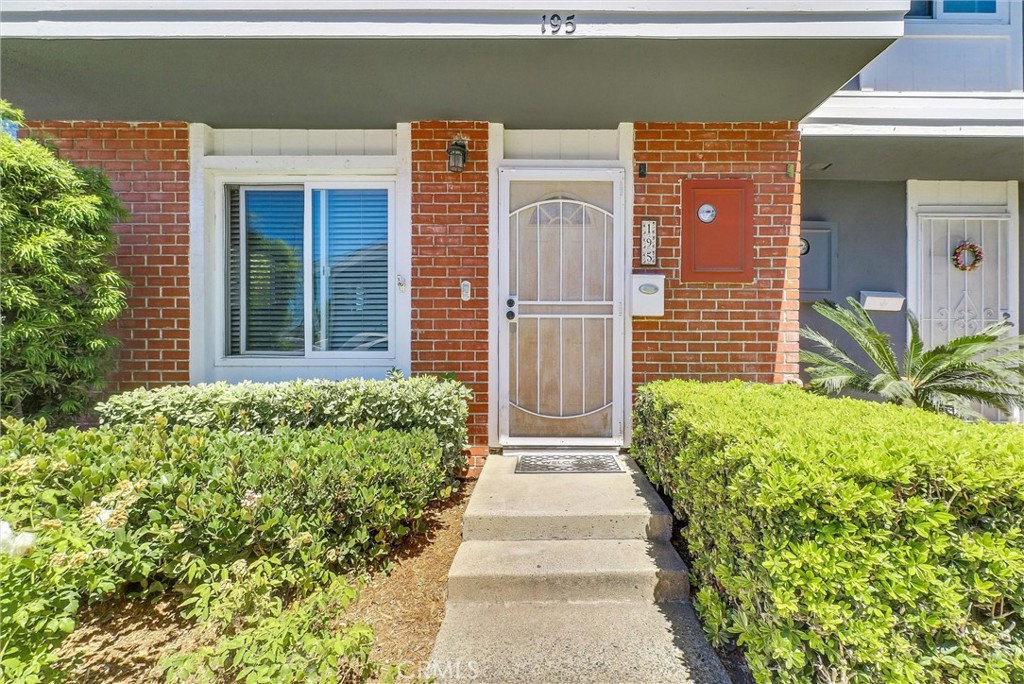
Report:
641,220,657,266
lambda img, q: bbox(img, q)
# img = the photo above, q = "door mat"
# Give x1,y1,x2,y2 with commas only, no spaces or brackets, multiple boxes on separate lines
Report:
515,453,623,474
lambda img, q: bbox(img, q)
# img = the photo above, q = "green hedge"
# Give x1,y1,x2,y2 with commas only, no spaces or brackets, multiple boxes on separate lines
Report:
633,380,1024,684
96,376,471,476
0,418,448,683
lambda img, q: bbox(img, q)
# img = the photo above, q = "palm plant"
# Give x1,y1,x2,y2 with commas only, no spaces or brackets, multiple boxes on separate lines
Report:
800,297,1024,420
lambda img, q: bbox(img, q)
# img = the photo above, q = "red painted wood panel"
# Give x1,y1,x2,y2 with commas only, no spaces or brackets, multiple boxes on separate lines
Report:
681,179,755,283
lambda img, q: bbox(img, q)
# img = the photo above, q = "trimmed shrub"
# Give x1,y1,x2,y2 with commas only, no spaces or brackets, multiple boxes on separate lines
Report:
96,376,471,476
0,100,128,421
0,417,448,683
633,380,1024,684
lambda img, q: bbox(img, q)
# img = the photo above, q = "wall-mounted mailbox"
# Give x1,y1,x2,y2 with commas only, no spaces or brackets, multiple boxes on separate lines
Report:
681,179,754,283
860,291,905,312
631,274,665,317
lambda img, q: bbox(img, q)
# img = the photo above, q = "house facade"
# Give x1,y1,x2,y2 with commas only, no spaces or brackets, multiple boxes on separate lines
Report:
800,0,1023,409
2,2,1020,466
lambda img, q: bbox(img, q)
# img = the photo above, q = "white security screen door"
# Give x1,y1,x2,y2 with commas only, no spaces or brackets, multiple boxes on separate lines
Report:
498,169,625,445
912,211,1020,420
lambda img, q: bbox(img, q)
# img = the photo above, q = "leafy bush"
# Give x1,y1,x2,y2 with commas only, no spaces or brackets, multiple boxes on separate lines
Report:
164,574,375,684
801,297,1024,419
633,380,1024,684
0,417,448,683
0,99,128,421
97,376,471,476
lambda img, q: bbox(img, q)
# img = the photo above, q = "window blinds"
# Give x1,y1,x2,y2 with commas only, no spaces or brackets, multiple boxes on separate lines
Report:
313,189,390,352
241,188,304,353
226,185,391,356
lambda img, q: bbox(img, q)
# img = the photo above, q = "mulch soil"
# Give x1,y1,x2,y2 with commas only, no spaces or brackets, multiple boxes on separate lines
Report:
56,482,475,683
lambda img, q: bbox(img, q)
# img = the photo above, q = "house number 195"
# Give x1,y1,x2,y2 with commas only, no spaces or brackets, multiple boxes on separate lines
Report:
541,14,576,34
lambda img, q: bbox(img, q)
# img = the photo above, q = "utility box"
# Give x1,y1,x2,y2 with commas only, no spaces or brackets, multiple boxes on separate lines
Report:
800,221,838,300
631,274,665,317
681,179,754,283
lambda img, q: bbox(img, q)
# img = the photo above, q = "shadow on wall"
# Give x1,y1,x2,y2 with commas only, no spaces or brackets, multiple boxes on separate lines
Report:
800,180,908,386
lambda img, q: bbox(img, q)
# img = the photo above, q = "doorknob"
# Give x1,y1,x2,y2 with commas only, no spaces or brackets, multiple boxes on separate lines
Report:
506,296,517,321
506,310,516,321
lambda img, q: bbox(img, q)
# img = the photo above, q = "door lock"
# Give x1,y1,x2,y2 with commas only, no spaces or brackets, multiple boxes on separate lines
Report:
506,296,518,321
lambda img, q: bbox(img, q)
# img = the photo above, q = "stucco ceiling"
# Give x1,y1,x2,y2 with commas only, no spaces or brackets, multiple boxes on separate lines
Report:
803,135,1024,182
0,37,891,128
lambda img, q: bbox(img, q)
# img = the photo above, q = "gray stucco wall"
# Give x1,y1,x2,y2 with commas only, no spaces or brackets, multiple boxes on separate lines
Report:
800,180,1024,380
800,180,908,374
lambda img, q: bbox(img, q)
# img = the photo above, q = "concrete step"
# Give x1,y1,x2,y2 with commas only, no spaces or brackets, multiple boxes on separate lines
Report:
447,539,689,604
429,601,731,684
462,454,673,541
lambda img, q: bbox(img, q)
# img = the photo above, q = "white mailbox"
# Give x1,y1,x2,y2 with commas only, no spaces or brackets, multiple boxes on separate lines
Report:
631,274,665,317
859,290,905,312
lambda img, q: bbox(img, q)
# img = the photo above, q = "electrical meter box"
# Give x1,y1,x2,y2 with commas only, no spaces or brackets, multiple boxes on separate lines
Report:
631,274,665,317
681,179,754,283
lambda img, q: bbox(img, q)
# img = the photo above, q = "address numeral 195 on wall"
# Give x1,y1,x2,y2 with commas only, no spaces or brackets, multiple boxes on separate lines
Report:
541,14,577,34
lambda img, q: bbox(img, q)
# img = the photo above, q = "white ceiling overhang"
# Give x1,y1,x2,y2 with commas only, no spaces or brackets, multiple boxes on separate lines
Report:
801,92,1024,181
0,2,908,127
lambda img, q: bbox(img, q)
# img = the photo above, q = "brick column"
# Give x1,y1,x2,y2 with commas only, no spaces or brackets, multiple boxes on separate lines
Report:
409,122,491,467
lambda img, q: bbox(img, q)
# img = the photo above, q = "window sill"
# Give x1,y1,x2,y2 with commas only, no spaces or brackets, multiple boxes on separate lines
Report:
215,356,399,368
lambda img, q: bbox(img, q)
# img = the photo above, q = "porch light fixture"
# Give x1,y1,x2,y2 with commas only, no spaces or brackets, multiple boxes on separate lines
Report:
447,138,468,173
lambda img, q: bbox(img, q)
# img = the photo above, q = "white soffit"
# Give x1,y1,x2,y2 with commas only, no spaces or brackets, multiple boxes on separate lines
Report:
1,1,909,39
801,92,1024,138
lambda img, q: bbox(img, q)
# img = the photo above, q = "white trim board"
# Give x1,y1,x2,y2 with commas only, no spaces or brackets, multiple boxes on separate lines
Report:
800,123,1024,137
801,92,1024,138
213,129,396,156
2,2,909,39
487,123,504,448
2,1,911,11
617,122,635,448
504,130,621,161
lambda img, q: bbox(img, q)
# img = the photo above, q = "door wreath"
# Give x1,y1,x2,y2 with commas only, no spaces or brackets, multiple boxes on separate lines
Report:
952,241,983,272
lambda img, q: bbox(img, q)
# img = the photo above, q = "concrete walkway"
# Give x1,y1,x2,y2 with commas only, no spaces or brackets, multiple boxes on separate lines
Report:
429,453,730,684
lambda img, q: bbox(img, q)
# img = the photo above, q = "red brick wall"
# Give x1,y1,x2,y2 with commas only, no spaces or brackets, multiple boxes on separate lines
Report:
19,119,801,466
631,122,802,389
409,121,490,465
24,121,191,395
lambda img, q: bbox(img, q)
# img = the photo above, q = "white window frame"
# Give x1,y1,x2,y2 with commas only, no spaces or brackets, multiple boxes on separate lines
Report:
302,181,397,360
212,173,409,371
238,184,305,357
906,0,1010,24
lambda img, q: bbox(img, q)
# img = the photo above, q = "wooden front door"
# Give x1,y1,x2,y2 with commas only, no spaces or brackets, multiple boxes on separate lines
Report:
497,169,625,445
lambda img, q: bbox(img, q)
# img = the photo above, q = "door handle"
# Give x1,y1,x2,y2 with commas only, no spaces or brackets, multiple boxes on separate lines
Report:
506,296,517,321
